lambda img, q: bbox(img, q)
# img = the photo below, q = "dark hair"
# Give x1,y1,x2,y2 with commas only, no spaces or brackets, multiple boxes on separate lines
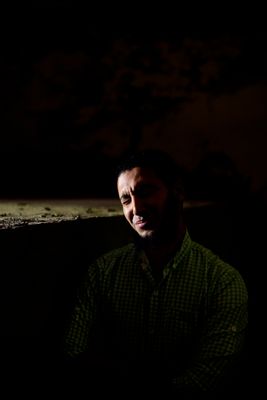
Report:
116,148,185,192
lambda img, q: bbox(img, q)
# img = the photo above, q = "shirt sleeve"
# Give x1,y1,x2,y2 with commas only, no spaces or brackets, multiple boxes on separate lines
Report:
63,261,99,359
173,263,248,392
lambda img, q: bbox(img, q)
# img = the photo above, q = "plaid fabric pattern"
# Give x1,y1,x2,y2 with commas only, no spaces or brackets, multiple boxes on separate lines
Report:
64,230,248,391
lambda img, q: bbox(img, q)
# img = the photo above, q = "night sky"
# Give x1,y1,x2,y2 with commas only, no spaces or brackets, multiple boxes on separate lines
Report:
1,7,267,198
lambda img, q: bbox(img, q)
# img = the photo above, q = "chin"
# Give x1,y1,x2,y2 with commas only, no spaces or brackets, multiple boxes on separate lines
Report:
140,230,154,238
137,229,157,241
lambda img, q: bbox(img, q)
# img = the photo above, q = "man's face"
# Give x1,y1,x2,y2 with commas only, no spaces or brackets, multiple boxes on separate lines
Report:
117,166,178,241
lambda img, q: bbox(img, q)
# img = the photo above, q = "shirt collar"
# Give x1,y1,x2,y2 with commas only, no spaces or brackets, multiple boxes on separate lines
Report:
170,229,192,270
136,229,192,274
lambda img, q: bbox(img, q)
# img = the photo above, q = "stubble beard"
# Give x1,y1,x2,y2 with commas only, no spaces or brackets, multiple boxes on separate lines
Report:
134,194,183,248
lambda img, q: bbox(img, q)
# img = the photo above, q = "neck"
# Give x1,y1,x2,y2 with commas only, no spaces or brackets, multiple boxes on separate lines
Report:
138,223,186,271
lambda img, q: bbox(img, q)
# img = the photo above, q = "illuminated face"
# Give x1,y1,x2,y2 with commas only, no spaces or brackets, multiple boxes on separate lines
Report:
117,167,173,240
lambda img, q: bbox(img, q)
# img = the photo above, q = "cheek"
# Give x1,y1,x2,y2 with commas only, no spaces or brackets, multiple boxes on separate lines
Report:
156,194,170,211
164,194,180,216
123,208,132,223
157,195,175,218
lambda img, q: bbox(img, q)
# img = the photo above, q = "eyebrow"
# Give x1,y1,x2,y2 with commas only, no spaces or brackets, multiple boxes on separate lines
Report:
119,183,158,201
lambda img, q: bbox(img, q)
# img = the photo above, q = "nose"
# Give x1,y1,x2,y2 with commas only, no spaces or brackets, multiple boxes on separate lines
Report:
132,195,145,216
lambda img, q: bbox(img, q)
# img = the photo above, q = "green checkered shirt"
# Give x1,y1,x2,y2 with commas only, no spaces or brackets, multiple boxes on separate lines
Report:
64,230,248,391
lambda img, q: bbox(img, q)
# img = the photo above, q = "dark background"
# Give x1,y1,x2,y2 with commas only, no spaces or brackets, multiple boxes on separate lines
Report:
0,5,267,199
0,5,264,394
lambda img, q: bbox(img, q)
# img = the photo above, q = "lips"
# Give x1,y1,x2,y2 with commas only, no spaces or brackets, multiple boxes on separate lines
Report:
133,215,144,224
133,216,150,229
136,221,148,229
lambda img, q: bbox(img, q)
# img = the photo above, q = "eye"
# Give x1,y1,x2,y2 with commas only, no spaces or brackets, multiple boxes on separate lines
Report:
120,195,131,206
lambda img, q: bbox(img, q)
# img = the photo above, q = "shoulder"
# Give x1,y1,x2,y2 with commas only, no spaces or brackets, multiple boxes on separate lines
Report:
189,239,247,293
94,243,137,270
83,243,137,284
99,242,136,260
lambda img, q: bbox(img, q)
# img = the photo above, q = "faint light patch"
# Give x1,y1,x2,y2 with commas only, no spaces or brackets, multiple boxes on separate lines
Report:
229,325,237,332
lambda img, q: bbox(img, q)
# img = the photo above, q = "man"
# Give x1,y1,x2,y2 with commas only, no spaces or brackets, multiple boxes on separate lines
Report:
63,149,248,396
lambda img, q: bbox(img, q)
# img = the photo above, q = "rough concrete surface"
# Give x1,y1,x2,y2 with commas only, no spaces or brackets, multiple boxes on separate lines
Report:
0,198,212,229
0,198,123,229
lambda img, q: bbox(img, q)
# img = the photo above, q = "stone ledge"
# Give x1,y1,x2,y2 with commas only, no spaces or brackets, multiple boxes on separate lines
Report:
0,198,212,230
0,198,123,229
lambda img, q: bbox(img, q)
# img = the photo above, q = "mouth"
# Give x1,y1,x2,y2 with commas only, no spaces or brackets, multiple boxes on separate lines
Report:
133,217,151,230
135,221,148,229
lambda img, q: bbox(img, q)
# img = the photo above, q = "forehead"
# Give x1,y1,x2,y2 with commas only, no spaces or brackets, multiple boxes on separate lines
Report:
117,167,165,193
